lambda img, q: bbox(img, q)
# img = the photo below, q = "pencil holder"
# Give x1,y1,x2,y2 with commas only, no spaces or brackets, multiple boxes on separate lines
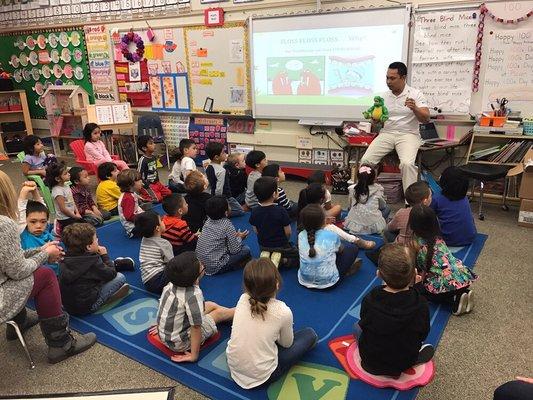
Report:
523,119,533,136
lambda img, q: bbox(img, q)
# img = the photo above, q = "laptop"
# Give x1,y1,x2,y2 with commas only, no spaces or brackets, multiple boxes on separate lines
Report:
419,123,457,146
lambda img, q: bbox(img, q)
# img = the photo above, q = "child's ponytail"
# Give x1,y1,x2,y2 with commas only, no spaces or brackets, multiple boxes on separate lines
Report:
408,204,441,273
299,204,326,258
243,258,282,321
354,164,375,204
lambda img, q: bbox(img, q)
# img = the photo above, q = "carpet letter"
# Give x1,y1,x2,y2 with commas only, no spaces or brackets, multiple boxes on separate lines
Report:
292,374,342,399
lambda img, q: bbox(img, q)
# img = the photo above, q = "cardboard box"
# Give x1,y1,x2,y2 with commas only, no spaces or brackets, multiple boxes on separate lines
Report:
518,199,533,228
508,148,533,199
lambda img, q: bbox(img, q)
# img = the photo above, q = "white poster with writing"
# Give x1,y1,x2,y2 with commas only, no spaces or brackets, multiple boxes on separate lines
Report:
481,29,533,112
85,25,118,103
411,61,474,114
412,10,478,63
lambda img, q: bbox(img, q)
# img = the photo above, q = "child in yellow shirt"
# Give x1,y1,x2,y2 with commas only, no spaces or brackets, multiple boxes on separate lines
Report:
96,162,121,216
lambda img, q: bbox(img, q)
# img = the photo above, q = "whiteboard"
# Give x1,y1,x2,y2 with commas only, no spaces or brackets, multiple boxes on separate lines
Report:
410,8,479,114
474,1,533,116
184,23,249,114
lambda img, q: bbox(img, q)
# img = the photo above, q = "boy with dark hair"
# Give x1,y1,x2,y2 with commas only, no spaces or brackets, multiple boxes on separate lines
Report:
195,195,251,275
205,142,244,217
249,177,298,266
244,150,267,208
155,251,235,362
262,164,297,218
60,223,131,315
136,211,174,294
356,243,432,376
183,170,212,233
137,135,172,203
20,200,59,275
386,181,432,244
70,166,109,227
162,194,198,255
96,162,121,216
431,166,477,246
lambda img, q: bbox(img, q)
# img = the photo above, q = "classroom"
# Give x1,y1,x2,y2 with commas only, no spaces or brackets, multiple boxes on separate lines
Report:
0,0,532,400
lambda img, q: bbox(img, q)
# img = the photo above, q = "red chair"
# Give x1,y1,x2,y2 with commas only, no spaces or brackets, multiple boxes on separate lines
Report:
69,139,120,175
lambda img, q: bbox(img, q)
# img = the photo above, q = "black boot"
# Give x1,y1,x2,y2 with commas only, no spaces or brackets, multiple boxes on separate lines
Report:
6,308,39,341
39,313,97,364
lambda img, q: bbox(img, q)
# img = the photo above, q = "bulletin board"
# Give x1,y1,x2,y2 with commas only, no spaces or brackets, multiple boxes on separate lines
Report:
0,27,94,119
112,27,188,76
184,22,250,114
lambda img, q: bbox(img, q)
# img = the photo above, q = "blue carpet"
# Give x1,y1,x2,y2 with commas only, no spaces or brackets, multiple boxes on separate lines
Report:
67,206,487,400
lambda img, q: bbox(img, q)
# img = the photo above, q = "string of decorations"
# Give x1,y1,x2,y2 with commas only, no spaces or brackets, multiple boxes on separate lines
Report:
472,3,533,92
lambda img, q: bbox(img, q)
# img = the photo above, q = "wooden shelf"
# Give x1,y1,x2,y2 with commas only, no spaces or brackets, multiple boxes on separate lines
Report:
0,110,23,114
474,133,533,139
468,160,518,166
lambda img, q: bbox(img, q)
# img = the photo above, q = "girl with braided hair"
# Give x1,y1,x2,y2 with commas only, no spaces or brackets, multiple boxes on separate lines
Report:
409,204,477,316
298,204,361,289
226,258,317,389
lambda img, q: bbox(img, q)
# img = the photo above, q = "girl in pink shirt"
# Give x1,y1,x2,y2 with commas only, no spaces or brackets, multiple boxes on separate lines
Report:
83,123,129,171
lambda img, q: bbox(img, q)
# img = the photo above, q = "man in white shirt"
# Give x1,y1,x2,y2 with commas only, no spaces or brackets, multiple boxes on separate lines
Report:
360,62,430,192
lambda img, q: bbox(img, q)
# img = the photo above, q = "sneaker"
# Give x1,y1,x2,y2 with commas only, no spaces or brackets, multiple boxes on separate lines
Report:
104,284,130,305
345,258,363,277
466,289,474,313
114,257,135,271
416,344,435,364
270,252,282,268
452,292,469,316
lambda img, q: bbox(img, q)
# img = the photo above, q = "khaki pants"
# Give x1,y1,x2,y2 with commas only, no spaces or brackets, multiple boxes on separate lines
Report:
360,131,422,193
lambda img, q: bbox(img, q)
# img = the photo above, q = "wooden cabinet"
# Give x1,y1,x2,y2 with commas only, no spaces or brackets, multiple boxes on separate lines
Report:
0,90,33,155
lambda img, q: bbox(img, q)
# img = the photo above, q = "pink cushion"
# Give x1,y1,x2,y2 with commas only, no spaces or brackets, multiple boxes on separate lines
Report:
146,325,221,358
346,338,435,390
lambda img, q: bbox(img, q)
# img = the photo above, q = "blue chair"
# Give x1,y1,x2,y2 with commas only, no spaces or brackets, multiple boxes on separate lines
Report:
137,115,170,169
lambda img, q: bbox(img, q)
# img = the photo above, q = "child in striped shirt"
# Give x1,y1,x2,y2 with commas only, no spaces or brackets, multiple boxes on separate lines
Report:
162,194,197,255
262,164,297,218
136,211,174,294
154,252,234,362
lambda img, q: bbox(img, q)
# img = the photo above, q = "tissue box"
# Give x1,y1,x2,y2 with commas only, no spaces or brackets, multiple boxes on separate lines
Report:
518,199,533,228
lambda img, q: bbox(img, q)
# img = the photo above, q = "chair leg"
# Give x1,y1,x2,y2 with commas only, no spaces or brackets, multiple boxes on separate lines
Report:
6,321,35,369
478,181,485,220
501,177,509,211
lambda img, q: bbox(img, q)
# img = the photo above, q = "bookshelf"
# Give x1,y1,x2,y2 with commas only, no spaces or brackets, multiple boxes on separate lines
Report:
0,90,33,155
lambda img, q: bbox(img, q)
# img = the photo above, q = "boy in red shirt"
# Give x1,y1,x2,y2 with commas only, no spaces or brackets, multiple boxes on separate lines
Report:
162,194,198,255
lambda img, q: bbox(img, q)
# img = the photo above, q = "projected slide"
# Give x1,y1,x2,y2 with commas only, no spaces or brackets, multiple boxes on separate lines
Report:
254,26,403,106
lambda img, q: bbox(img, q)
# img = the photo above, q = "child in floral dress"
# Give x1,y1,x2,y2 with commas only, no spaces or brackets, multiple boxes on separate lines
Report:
409,204,477,316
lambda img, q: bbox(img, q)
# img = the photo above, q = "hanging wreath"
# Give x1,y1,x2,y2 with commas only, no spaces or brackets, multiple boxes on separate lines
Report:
120,30,145,63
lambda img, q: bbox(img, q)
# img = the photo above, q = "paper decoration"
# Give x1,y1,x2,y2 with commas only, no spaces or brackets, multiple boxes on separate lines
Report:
229,39,243,63
151,73,190,112
205,7,224,27
112,103,132,123
296,136,313,149
95,105,114,124
160,115,190,148
229,86,245,106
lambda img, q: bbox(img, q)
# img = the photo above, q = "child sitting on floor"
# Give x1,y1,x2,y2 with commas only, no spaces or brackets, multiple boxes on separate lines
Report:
226,258,318,388
205,141,244,217
344,165,389,235
20,200,59,276
298,204,360,289
224,152,247,205
307,171,342,220
196,196,251,275
262,164,297,218
137,135,172,203
137,211,174,294
249,177,296,258
162,194,197,255
21,135,55,178
431,166,477,246
83,123,129,171
117,169,145,238
385,181,432,244
355,243,433,377
46,162,82,232
70,166,109,227
60,223,131,315
298,183,375,249
183,171,212,234
244,150,268,209
168,139,198,193
409,205,477,316
96,162,121,216
155,251,235,362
